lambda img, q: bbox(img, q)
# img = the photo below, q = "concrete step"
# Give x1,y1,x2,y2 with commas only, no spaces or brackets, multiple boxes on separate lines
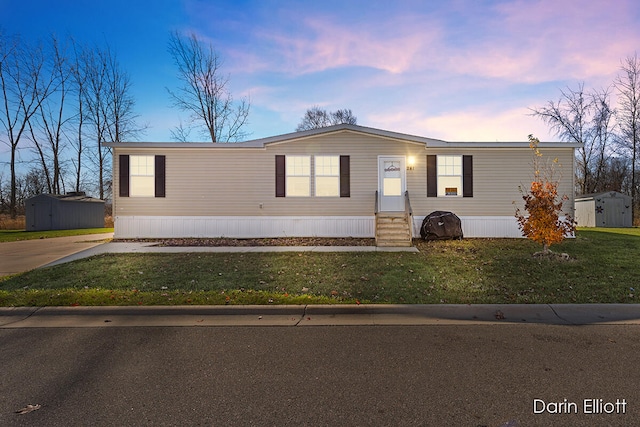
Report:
378,223,409,230
376,216,407,223
377,229,411,237
376,239,413,247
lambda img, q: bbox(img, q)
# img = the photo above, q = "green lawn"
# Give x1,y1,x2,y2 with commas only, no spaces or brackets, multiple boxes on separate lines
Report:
0,228,113,243
1,228,638,306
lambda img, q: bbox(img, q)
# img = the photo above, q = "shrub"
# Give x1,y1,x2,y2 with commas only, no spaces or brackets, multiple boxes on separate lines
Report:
515,135,576,254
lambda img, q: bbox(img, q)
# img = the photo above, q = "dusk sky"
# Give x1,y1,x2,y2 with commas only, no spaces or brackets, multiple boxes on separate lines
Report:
2,0,639,145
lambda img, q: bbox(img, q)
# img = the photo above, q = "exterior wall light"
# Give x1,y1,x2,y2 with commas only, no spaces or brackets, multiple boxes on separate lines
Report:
407,156,416,171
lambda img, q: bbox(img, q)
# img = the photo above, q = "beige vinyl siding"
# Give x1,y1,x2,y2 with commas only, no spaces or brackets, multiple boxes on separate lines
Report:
112,132,576,218
113,132,427,217
412,147,575,217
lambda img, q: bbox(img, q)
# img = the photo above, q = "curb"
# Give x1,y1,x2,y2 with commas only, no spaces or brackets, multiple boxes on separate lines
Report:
2,304,640,328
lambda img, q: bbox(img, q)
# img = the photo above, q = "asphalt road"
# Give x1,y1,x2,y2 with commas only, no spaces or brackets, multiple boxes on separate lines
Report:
1,324,638,427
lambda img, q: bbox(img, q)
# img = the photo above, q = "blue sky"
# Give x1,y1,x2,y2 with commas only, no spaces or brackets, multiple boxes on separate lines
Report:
2,0,639,144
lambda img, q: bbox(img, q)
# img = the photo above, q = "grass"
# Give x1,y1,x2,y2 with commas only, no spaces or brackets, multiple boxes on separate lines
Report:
1,228,639,306
0,228,113,243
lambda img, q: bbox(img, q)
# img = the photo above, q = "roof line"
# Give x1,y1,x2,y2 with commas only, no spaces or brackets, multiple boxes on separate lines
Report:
104,124,582,148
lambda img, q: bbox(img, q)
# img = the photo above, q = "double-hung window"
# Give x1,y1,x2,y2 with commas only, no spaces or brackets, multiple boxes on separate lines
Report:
437,155,462,197
130,155,155,197
276,155,350,198
286,155,311,197
119,154,165,198
315,155,340,197
427,154,473,198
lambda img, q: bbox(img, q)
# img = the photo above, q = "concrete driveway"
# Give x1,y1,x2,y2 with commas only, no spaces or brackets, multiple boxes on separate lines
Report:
0,233,113,276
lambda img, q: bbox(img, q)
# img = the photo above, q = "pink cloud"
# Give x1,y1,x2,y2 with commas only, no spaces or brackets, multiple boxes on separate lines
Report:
368,107,554,142
253,14,441,75
444,0,639,83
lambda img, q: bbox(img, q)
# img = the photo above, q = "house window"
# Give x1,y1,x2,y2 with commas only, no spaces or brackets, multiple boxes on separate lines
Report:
275,155,349,198
427,154,473,198
130,155,155,197
315,156,340,196
286,155,311,196
437,155,462,197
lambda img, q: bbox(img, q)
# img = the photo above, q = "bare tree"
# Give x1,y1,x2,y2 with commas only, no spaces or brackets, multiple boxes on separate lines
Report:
331,108,357,126
296,106,330,130
169,119,193,142
531,83,615,195
69,39,86,193
79,43,143,199
615,53,640,222
600,156,630,193
0,171,7,213
27,35,73,195
0,32,56,218
167,31,250,143
295,106,357,131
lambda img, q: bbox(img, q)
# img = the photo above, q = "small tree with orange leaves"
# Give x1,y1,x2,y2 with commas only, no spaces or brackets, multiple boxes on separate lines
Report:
515,135,576,254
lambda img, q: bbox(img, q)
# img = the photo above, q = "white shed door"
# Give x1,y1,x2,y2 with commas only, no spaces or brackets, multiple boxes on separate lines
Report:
378,156,406,212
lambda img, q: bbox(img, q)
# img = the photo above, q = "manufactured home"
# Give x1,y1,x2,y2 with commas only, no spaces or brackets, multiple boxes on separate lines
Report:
106,124,579,245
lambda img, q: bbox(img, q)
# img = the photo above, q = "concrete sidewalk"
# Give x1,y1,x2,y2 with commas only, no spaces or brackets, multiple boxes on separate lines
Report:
2,304,640,327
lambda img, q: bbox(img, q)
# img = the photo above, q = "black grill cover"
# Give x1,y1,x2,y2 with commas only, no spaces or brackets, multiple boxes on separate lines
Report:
420,211,463,241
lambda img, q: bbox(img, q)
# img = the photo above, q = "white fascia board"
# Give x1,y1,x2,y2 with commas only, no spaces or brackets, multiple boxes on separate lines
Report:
425,141,583,149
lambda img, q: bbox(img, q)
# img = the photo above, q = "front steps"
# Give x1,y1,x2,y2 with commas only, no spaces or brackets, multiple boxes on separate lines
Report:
375,213,412,247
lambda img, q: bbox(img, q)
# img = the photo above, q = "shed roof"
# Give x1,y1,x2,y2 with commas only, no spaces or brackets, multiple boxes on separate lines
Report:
27,193,104,203
575,191,631,201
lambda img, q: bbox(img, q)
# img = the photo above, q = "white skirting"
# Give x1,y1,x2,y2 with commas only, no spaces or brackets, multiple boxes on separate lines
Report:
412,216,524,238
114,216,375,239
114,215,526,239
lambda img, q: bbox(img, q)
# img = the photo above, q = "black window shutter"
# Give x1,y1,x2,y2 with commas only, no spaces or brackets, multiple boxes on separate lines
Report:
463,155,473,197
119,155,130,197
339,155,350,197
155,155,166,198
426,155,437,197
275,155,286,197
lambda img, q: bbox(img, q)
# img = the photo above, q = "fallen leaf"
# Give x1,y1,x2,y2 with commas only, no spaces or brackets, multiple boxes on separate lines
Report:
15,404,41,414
495,310,505,320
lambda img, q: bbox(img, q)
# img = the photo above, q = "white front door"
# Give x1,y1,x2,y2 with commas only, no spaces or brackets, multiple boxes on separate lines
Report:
378,156,406,212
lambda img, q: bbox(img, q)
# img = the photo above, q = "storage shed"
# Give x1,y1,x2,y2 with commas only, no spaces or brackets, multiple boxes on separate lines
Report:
25,192,105,231
575,191,632,227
